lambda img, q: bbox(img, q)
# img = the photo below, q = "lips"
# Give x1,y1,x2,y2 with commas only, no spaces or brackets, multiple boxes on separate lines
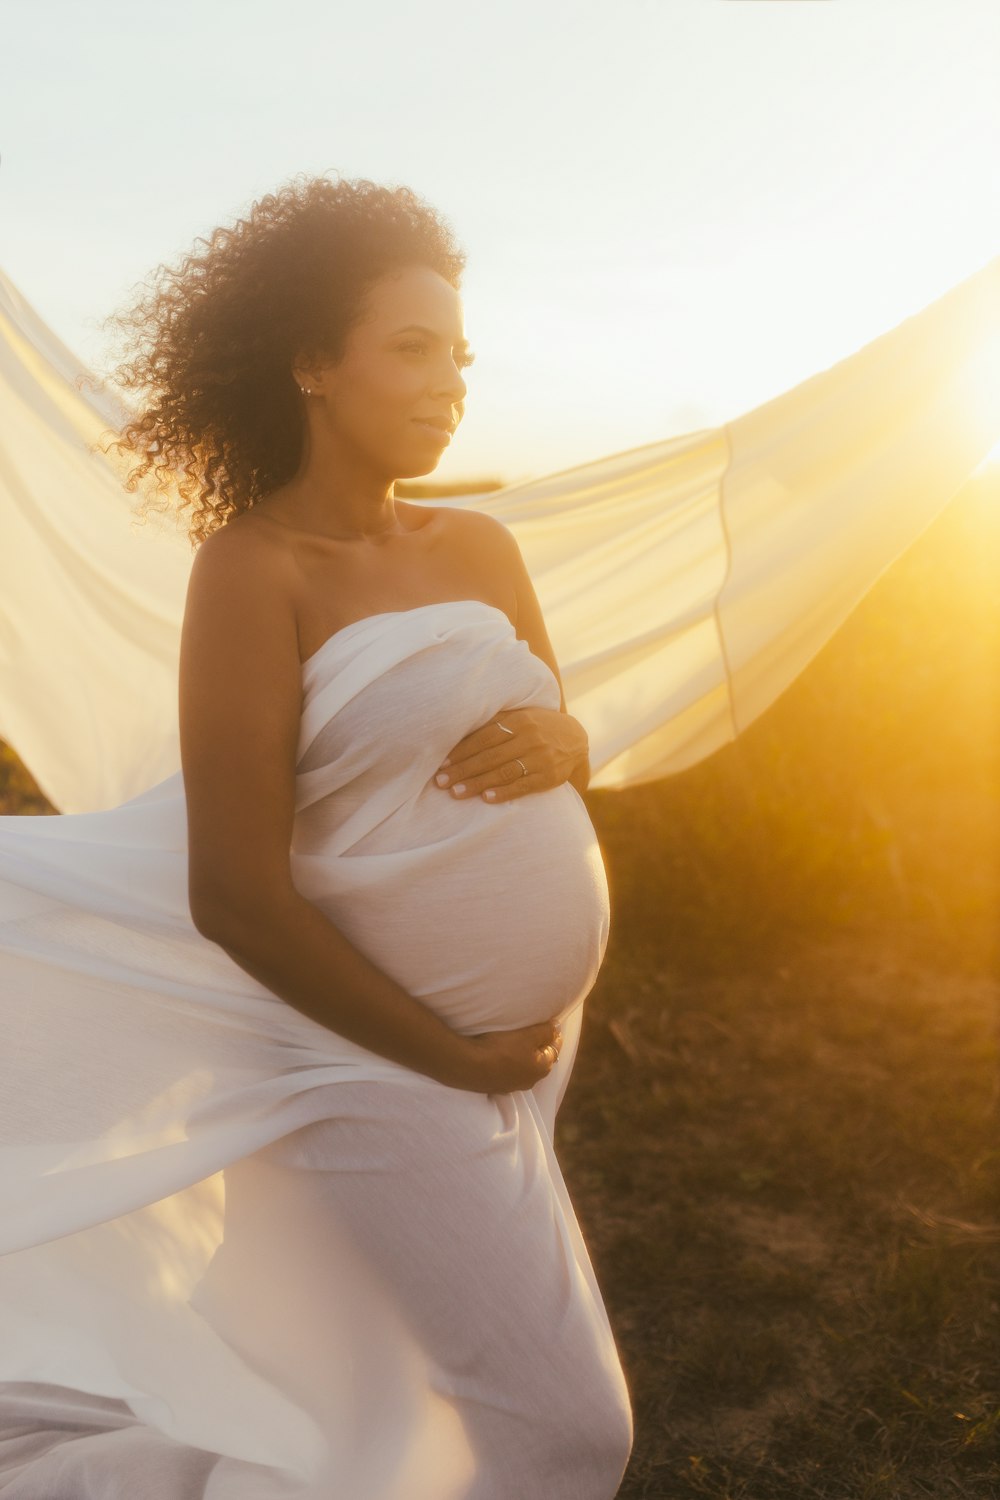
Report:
412,416,456,433
412,418,454,443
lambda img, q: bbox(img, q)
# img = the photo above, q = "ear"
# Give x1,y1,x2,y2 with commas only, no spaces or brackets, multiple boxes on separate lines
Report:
290,358,324,396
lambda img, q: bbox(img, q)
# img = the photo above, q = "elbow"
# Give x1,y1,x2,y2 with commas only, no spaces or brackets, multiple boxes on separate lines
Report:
189,896,241,947
188,873,298,949
189,872,235,942
189,901,230,944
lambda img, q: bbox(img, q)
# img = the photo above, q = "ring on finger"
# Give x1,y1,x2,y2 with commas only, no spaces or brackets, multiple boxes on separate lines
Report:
513,758,527,778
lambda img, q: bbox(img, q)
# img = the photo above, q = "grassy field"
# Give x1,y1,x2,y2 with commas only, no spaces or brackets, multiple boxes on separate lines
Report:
568,468,999,1498
2,470,998,1496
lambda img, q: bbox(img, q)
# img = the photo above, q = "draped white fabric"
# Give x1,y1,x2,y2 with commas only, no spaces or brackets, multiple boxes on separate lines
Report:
2,255,998,813
0,601,632,1498
1,259,998,1496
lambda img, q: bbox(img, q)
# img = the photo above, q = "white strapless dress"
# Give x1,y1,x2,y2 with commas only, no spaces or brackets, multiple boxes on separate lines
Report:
0,599,633,1499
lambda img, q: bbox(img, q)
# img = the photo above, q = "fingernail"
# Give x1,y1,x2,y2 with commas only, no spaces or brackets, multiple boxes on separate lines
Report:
435,773,449,786
452,783,466,795
484,789,496,801
440,757,451,768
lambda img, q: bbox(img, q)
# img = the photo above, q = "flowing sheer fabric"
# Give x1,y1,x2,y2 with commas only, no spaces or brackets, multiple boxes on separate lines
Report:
0,600,632,1498
1,254,998,814
1,255,999,1495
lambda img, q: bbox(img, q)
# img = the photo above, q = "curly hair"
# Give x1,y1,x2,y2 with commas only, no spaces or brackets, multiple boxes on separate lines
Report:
93,172,467,547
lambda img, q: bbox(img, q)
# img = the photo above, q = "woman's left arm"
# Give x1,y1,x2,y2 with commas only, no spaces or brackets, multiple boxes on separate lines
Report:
434,519,591,803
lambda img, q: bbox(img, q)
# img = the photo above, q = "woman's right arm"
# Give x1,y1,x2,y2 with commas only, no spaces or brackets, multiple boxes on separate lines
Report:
179,527,559,1095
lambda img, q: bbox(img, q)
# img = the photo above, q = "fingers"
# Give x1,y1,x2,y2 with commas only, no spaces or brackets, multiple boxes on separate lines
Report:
480,770,543,804
437,726,496,771
435,720,535,792
444,711,528,761
531,1020,561,1042
532,1020,564,1070
437,761,543,803
528,1021,557,1045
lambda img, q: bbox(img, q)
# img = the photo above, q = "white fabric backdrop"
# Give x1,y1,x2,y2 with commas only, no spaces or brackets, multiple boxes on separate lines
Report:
1,255,998,813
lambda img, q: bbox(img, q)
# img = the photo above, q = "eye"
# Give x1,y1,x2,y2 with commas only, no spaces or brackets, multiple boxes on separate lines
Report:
399,342,476,370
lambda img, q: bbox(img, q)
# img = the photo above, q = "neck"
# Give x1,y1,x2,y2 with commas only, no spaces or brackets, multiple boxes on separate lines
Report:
273,461,403,542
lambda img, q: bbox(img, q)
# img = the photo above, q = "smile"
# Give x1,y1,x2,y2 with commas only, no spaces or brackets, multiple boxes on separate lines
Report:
412,420,452,444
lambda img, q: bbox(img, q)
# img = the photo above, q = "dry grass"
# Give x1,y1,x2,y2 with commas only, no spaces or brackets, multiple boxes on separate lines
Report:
562,943,999,1498
564,471,1000,1497
3,469,998,1497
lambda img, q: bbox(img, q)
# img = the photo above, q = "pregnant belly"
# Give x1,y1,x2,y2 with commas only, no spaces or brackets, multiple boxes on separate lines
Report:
303,784,611,1035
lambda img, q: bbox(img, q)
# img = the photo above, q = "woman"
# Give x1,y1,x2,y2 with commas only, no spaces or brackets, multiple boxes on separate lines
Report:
0,174,633,1499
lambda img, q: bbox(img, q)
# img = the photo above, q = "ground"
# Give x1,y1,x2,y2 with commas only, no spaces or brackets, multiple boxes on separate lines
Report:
3,470,998,1497
561,931,999,1500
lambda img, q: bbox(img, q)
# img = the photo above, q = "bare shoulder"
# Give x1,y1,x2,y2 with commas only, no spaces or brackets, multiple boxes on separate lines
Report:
179,516,303,934
434,504,563,698
434,504,524,609
437,502,516,554
194,505,298,576
180,513,302,730
184,513,299,645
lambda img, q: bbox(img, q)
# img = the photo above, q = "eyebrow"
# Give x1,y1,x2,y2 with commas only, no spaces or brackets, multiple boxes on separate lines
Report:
389,324,471,350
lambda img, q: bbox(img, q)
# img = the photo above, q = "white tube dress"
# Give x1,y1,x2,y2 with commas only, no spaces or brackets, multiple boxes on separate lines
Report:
0,598,634,1499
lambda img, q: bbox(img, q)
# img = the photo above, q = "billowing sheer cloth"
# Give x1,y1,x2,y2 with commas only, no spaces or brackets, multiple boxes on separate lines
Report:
1,253,999,1496
1,255,998,813
0,600,632,1498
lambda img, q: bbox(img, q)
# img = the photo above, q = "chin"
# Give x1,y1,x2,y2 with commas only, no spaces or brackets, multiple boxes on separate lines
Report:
393,454,444,480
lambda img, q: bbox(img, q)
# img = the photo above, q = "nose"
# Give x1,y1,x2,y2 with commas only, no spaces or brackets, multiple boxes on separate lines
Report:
434,355,467,405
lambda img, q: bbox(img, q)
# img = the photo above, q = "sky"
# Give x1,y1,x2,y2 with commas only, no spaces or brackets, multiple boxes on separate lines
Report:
2,0,998,485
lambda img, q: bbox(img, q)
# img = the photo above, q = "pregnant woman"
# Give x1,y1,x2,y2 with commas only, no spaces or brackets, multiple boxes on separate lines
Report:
0,174,633,1499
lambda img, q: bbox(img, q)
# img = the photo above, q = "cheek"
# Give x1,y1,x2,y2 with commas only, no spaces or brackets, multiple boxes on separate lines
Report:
364,365,423,418
338,374,403,433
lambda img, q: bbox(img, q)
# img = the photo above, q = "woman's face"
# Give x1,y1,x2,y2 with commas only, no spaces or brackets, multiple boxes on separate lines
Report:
304,264,473,479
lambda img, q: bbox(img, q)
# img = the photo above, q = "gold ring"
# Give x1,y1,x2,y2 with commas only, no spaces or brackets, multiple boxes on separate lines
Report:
514,758,527,777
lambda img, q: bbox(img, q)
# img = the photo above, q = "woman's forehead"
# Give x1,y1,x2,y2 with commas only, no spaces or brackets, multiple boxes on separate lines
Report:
364,266,464,326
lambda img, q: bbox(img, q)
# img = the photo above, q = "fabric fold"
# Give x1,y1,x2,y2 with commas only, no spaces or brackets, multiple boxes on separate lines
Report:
0,601,617,1496
3,257,998,810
